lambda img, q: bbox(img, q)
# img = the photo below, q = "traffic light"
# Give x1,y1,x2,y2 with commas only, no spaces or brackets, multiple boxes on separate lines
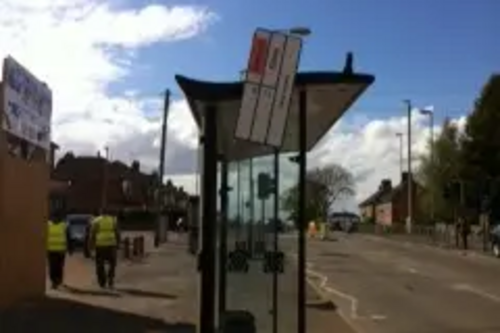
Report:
257,172,275,200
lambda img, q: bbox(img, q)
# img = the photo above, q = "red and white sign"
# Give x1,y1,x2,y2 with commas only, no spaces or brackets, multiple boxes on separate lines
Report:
235,28,302,147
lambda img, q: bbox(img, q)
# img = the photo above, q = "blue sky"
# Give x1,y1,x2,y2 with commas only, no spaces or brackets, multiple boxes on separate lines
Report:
114,0,500,124
3,0,497,205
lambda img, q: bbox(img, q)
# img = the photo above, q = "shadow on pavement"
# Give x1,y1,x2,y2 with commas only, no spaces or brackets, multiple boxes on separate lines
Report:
0,296,196,333
63,286,122,297
319,251,350,258
63,286,177,300
116,288,177,300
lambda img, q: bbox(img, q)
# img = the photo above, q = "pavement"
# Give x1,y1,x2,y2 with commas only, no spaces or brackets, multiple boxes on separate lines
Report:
0,231,355,333
291,232,500,333
0,239,197,333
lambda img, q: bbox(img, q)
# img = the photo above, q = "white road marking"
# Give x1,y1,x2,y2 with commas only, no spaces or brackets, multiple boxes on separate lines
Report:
290,252,387,323
451,283,500,304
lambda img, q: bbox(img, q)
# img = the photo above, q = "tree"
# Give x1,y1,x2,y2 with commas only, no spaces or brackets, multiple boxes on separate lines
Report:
460,74,500,218
281,164,355,229
416,118,462,222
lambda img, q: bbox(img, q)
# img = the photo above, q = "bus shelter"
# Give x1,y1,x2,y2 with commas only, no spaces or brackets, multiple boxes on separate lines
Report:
176,54,374,333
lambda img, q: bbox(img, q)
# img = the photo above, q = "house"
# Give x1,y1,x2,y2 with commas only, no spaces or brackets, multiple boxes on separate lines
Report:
52,152,158,213
359,172,420,225
358,179,393,221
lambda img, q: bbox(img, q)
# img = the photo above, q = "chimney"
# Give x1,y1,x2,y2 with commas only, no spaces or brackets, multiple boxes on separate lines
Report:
378,179,392,191
131,160,140,172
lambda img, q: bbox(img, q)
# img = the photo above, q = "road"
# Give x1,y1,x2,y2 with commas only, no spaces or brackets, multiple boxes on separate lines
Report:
283,233,500,333
224,230,356,333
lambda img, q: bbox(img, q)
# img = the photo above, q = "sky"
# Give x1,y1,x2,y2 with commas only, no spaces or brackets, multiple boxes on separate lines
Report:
0,0,499,214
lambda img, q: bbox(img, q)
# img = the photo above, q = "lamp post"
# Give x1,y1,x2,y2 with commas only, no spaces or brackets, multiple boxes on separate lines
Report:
395,132,403,178
420,108,434,223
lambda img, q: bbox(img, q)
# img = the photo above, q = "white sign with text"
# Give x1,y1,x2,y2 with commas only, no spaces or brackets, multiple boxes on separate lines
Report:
2,56,53,150
235,28,302,148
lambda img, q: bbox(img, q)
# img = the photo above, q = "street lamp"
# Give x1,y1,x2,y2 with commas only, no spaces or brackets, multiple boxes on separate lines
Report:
395,132,403,178
420,107,435,223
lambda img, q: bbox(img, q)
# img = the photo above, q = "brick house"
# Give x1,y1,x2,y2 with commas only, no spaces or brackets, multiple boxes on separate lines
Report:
52,152,158,214
359,172,421,226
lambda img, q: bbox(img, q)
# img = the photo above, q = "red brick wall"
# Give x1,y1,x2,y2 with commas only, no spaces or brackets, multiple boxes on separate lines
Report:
391,182,419,224
53,156,155,213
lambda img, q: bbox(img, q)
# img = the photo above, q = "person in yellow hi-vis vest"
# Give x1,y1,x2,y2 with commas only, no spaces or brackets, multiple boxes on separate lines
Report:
47,209,73,289
89,209,120,289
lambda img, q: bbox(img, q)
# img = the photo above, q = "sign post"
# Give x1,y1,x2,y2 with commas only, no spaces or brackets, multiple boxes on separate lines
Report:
235,28,302,148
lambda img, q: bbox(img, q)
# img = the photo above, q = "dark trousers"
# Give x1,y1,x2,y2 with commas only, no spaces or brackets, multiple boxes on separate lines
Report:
95,246,117,287
47,251,66,287
462,233,469,250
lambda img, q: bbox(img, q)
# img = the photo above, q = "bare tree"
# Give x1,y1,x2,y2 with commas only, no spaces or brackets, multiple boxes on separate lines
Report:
281,163,355,226
307,164,355,220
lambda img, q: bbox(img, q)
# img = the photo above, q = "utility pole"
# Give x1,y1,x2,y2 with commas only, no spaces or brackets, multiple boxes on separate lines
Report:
404,100,413,233
159,89,170,186
396,132,403,177
101,146,110,212
156,89,170,246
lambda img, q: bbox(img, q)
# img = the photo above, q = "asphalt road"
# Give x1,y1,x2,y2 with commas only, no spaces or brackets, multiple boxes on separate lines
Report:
224,230,356,333
290,233,500,333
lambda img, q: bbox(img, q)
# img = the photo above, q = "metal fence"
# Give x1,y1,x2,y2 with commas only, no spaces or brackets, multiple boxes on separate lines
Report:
357,223,491,253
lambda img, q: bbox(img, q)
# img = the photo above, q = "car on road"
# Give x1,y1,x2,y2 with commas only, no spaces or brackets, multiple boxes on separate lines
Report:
329,212,361,233
66,214,93,249
491,224,500,258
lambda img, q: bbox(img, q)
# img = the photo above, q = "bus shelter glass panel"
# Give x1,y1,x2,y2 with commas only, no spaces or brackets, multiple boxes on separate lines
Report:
275,153,299,333
223,156,275,333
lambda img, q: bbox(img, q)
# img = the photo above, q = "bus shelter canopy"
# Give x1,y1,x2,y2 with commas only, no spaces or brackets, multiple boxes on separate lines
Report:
175,65,375,162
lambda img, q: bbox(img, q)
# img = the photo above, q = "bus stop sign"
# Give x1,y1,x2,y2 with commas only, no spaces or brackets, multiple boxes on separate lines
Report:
234,28,302,148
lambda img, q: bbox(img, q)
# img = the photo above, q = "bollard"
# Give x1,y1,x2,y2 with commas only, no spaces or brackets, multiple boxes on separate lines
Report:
123,237,131,259
132,236,140,257
138,235,145,257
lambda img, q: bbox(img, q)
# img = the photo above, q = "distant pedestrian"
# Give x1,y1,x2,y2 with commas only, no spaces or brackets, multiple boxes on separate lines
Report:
460,217,470,250
89,208,120,289
46,209,73,289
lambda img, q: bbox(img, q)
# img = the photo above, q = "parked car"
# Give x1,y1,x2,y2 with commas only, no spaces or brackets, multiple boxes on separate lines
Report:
491,224,500,258
66,214,93,249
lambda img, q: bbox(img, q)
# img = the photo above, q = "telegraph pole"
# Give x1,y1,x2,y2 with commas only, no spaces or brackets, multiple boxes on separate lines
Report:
101,146,110,212
396,132,403,177
404,100,413,233
159,89,170,185
156,89,170,246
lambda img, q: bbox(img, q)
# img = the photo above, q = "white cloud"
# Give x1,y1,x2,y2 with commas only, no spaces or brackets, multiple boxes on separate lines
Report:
0,0,469,216
169,110,468,217
0,0,215,165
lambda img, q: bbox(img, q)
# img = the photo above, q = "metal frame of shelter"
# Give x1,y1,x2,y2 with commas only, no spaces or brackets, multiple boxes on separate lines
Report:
176,55,375,333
